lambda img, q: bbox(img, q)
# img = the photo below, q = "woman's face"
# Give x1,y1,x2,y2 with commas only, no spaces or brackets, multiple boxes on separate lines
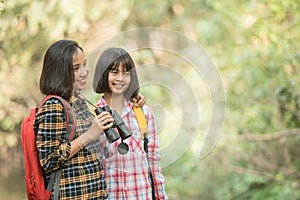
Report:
108,63,131,96
73,48,89,91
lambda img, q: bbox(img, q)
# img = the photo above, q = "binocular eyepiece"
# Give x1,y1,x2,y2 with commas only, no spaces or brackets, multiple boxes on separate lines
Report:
94,105,132,143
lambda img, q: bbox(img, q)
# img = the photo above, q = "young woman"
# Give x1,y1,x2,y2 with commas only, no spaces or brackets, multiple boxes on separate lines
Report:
35,40,114,199
93,47,168,199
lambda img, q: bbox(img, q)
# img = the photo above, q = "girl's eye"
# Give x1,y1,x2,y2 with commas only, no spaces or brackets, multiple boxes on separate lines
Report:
73,66,80,71
110,70,118,74
124,72,130,76
109,69,130,76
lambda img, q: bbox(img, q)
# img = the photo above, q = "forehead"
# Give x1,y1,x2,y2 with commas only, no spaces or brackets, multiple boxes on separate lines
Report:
73,48,84,64
111,61,132,71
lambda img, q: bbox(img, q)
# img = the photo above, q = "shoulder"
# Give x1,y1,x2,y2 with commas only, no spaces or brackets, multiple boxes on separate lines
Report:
141,104,151,113
34,97,67,129
36,97,65,118
140,104,155,120
42,97,65,110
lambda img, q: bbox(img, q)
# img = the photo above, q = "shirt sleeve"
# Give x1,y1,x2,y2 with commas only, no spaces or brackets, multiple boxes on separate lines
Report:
145,106,168,200
35,98,71,173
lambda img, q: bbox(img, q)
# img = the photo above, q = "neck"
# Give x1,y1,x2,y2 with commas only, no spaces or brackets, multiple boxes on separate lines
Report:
104,93,124,115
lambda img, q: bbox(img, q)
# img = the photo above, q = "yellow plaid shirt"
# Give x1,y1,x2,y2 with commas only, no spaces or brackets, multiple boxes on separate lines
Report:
35,91,107,199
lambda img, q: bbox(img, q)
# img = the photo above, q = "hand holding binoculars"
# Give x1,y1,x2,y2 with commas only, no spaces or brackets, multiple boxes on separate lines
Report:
94,105,132,155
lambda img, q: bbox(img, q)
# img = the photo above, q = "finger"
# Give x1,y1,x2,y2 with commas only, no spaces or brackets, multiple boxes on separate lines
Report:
96,113,112,124
103,121,114,129
138,98,146,107
99,113,113,121
97,111,109,118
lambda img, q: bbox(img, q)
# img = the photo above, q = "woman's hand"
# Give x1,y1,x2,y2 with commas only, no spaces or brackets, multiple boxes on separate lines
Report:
131,93,146,107
83,111,114,143
69,111,114,158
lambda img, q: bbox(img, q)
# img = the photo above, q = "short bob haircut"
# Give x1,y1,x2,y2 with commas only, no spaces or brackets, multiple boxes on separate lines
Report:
39,40,83,100
93,47,140,100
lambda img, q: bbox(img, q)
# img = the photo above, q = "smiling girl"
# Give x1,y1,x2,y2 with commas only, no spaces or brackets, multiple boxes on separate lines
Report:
93,47,168,200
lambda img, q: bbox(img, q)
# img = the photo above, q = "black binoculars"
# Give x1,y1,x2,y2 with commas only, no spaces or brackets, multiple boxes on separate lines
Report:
94,105,132,143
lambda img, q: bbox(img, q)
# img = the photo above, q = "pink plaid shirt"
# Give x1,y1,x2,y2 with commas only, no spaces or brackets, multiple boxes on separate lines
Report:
97,97,168,200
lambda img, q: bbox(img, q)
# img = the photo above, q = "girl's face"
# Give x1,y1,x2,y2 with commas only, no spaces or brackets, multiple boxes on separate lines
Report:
73,48,89,91
108,63,131,96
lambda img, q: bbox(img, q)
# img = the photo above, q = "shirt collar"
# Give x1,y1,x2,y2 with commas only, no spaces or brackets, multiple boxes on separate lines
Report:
71,90,88,110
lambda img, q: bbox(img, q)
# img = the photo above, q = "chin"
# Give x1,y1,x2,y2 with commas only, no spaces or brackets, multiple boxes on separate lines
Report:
77,85,87,91
111,91,126,96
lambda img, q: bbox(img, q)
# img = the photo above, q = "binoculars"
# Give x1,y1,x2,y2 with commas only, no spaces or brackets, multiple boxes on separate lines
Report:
94,105,132,143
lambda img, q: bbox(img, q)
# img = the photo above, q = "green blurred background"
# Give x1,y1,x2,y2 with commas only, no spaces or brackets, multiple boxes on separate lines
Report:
1,0,300,199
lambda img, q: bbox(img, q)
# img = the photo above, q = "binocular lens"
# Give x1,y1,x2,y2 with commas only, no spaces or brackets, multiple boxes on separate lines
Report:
118,143,129,154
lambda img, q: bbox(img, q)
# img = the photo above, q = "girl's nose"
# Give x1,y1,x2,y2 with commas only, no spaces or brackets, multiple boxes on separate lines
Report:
79,66,89,76
116,72,124,80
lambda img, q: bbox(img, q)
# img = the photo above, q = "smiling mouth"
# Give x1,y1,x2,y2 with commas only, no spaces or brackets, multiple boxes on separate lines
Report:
78,78,87,84
113,83,125,89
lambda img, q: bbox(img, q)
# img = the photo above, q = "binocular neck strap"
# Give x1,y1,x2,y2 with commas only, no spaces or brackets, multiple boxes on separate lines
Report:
133,105,156,199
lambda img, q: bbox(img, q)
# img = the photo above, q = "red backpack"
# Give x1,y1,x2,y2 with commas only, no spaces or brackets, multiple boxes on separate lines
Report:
21,95,76,200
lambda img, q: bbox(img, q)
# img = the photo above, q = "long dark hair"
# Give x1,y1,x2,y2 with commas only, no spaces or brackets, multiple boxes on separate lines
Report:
39,40,83,100
93,47,140,100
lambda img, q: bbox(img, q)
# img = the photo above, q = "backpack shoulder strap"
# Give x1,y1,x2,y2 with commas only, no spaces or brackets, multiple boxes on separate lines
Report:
39,95,76,199
40,95,76,141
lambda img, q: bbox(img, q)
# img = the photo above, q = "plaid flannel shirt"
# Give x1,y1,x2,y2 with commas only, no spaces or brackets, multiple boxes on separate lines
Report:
35,92,107,200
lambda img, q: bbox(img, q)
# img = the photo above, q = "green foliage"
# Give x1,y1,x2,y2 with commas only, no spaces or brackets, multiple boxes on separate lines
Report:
1,0,300,199
0,0,102,145
221,0,300,135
